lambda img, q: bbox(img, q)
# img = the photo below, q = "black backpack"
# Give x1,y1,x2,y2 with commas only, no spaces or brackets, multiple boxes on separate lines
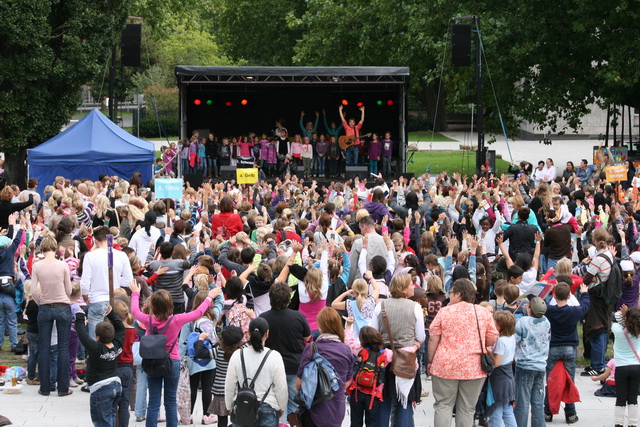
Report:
140,316,176,375
231,349,273,427
595,253,623,306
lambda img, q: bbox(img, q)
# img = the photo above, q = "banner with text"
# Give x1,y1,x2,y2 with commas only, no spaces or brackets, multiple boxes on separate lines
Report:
236,168,259,184
155,179,183,199
605,165,627,182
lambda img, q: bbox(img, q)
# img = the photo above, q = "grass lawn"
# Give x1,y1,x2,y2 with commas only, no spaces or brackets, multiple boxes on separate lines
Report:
72,110,132,119
408,132,456,142
406,150,510,176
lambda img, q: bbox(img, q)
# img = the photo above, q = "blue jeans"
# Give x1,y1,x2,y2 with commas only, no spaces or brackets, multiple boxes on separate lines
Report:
210,158,218,177
369,159,378,175
0,292,17,348
590,331,608,371
382,156,391,176
88,301,109,340
135,366,149,418
90,380,122,427
544,346,577,416
317,156,326,175
546,258,560,279
147,358,181,427
50,344,58,388
181,158,189,176
515,367,546,427
37,304,71,395
233,403,278,427
285,374,298,417
489,403,517,427
117,365,134,427
27,331,39,380
347,146,359,166
376,378,414,427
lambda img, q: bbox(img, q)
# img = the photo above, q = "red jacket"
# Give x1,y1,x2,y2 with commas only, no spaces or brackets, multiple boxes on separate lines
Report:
211,212,244,239
547,360,580,414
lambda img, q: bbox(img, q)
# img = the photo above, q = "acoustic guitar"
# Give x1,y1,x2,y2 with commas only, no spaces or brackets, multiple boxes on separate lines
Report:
338,133,371,150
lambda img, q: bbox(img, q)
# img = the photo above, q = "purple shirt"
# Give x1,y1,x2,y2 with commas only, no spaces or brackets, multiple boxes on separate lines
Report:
381,139,393,157
368,140,382,159
316,141,328,156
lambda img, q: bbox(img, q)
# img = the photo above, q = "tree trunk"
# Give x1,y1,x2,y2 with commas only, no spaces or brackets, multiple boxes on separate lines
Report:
423,80,447,132
4,147,27,189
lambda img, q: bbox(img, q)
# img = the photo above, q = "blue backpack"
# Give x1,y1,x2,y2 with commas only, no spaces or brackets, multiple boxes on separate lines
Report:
295,343,340,409
186,318,217,367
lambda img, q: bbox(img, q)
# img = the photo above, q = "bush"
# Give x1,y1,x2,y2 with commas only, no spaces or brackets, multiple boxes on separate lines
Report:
408,114,434,132
139,115,179,138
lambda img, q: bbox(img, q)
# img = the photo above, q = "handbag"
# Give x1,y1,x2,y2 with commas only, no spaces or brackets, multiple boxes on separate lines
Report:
381,302,417,379
474,305,494,375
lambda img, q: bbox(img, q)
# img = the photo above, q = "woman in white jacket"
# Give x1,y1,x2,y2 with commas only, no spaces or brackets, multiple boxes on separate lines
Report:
128,210,160,263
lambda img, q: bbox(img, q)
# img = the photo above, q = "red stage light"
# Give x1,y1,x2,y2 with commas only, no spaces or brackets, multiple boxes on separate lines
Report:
387,100,394,106
193,99,201,106
241,99,248,106
341,99,349,106
225,101,232,106
356,102,363,107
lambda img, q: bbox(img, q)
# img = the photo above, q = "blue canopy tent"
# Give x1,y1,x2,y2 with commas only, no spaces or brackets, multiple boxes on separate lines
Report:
28,109,155,196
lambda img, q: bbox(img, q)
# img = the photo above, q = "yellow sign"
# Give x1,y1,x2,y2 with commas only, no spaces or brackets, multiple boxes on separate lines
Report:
605,165,627,182
236,168,259,184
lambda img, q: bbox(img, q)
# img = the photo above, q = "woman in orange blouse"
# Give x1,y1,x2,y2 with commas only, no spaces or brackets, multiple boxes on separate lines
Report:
427,278,499,427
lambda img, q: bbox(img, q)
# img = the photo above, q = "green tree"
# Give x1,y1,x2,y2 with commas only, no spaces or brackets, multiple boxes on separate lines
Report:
0,0,128,186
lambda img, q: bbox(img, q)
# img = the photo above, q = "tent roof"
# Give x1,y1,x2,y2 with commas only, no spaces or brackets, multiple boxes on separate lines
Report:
175,66,410,78
28,109,155,165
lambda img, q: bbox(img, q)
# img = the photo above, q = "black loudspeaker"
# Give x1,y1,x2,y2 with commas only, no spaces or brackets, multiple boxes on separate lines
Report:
183,173,204,189
121,24,142,67
345,166,369,181
219,166,236,181
451,24,472,67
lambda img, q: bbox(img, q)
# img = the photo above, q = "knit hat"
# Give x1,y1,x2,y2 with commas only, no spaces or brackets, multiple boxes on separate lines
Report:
526,296,547,318
221,325,244,346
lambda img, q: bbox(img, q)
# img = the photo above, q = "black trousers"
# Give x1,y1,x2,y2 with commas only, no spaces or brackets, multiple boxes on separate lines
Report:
349,393,379,427
616,365,640,406
190,369,215,415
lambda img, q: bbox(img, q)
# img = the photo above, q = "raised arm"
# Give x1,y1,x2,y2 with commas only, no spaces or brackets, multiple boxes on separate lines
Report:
338,105,346,122
358,106,365,125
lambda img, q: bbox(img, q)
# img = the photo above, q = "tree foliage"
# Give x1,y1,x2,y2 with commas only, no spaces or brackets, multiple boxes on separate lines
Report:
0,0,128,184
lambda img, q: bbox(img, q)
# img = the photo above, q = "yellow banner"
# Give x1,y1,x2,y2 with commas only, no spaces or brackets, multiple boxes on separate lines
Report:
236,168,259,184
605,165,627,182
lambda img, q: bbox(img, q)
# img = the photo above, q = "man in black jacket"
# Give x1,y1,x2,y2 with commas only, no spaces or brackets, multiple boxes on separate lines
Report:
503,207,538,261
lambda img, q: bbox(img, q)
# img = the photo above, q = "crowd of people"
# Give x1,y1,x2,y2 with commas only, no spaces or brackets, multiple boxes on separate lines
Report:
0,148,640,427
157,107,396,180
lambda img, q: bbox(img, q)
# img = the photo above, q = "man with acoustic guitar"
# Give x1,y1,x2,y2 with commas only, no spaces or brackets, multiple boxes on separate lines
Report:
338,104,365,167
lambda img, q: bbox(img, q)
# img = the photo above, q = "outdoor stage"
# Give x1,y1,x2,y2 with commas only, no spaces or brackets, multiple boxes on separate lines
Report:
174,66,410,175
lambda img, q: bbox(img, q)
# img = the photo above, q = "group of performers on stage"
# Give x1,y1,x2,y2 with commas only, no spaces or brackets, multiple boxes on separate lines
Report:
157,106,396,179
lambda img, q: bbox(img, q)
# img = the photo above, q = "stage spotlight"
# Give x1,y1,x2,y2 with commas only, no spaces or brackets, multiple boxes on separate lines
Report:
193,99,202,106
377,100,383,106
241,99,248,106
356,102,364,107
206,100,213,106
341,99,349,106
225,101,232,106
387,100,394,106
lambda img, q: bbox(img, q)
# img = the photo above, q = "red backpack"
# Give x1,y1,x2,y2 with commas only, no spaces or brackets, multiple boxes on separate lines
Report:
216,215,233,240
347,347,386,408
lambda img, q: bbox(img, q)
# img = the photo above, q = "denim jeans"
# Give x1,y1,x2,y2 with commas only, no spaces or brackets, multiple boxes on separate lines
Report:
347,147,359,166
90,380,122,427
515,367,546,427
285,374,298,417
210,158,218,177
147,358,181,427
546,258,560,279
544,346,577,416
182,158,189,176
489,402,517,427
117,365,133,427
382,156,391,176
317,156,326,175
369,159,378,175
590,331,608,371
27,331,39,379
37,304,71,395
233,403,278,427
135,366,148,418
50,344,58,389
0,292,17,348
376,378,414,427
88,301,109,340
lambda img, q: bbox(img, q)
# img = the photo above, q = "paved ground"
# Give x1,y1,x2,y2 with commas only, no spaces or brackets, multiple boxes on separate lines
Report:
413,132,601,170
0,369,615,427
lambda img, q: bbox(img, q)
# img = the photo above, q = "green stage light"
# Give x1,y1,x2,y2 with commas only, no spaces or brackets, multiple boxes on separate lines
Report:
206,100,213,106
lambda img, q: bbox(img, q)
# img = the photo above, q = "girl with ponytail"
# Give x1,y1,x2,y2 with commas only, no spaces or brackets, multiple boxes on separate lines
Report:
224,317,288,426
128,210,160,263
612,306,640,427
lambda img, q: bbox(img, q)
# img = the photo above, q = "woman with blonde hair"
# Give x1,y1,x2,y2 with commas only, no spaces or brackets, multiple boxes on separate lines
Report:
370,274,426,426
92,195,118,228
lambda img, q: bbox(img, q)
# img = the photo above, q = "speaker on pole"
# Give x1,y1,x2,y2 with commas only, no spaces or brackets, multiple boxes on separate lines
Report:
219,166,236,181
121,24,142,67
183,173,204,189
451,24,472,67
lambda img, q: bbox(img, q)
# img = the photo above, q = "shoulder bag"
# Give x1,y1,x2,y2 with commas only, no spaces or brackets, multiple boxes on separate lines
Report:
381,301,417,379
474,305,494,375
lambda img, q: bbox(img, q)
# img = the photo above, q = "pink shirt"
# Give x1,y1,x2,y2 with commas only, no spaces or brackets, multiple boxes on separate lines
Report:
238,140,254,157
131,292,213,360
429,302,498,380
291,142,302,156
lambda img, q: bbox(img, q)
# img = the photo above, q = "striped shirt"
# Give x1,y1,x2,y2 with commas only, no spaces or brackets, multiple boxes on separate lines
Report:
586,249,614,288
